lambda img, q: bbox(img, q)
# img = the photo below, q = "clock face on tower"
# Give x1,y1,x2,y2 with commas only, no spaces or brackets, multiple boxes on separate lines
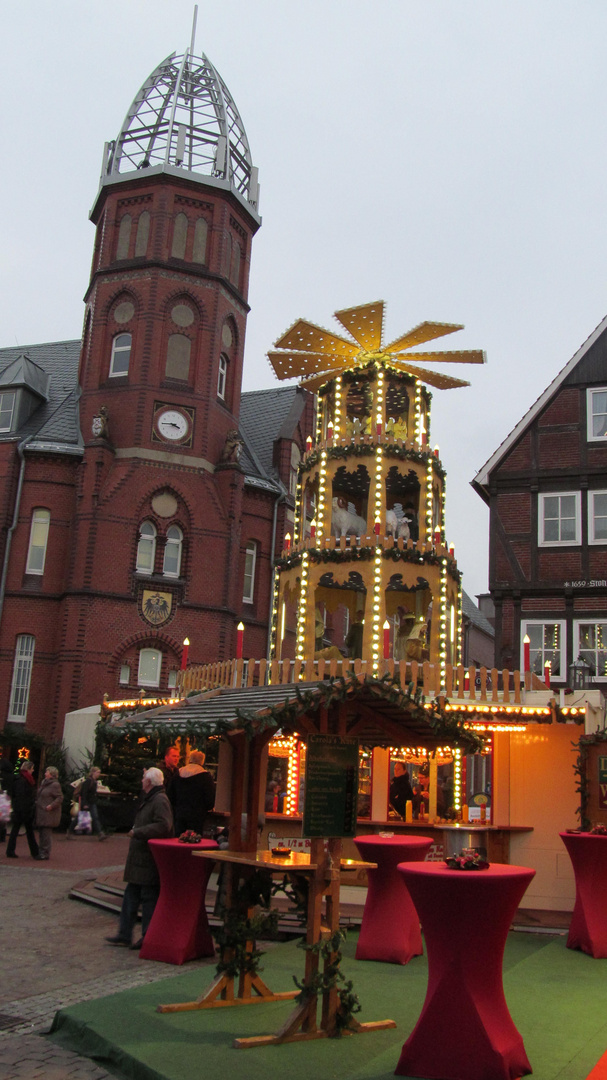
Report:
152,403,194,447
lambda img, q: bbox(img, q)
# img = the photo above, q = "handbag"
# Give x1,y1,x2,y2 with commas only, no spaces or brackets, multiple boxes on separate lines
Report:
74,809,92,833
70,800,79,818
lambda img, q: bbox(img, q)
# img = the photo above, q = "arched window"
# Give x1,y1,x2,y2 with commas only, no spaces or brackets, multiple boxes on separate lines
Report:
166,334,191,381
135,211,150,257
163,525,183,577
171,213,188,259
110,333,132,376
26,508,50,575
230,240,241,287
136,521,156,573
243,541,257,603
8,634,35,721
116,214,132,259
192,217,208,263
138,647,162,687
217,353,228,400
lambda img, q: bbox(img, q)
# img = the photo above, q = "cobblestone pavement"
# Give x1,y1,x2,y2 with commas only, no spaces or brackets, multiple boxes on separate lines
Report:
0,861,216,1080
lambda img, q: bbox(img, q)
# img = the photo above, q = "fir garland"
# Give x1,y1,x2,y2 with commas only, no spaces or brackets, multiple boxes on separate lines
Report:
299,442,446,477
572,730,607,831
293,929,361,1037
275,544,461,582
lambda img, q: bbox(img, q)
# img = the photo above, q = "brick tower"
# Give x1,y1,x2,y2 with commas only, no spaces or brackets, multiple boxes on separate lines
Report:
55,45,261,729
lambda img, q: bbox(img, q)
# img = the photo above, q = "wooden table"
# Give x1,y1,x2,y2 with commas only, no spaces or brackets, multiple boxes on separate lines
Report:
560,832,607,958
140,838,218,964
395,862,535,1080
157,841,396,1047
353,834,432,964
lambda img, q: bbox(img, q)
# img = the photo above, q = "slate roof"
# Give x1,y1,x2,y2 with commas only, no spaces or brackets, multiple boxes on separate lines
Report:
0,339,82,454
239,387,304,488
461,590,494,638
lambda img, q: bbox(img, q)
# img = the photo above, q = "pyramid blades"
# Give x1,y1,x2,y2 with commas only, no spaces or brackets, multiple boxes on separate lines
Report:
389,359,470,389
267,350,347,381
385,321,464,353
334,301,384,351
392,349,486,366
274,319,359,358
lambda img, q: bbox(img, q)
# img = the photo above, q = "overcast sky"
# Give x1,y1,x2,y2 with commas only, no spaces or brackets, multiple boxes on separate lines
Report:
2,1,607,601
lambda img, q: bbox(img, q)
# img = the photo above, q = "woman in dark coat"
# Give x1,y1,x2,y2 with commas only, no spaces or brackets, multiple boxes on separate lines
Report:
35,766,63,860
6,760,40,859
174,750,215,835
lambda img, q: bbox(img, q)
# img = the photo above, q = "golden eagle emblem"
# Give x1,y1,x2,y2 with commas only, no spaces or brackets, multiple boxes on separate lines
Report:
141,590,173,626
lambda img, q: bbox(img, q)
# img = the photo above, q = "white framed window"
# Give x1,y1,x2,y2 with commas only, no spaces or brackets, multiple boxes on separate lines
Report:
243,541,257,603
8,634,35,721
119,664,131,685
163,525,182,577
136,521,156,573
138,648,162,687
521,621,566,680
109,333,132,376
0,391,15,433
217,354,228,400
587,388,607,441
167,670,178,689
589,490,607,544
575,621,607,681
539,492,580,546
25,508,50,574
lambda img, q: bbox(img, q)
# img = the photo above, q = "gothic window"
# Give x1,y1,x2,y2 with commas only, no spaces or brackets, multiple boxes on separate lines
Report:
171,213,188,259
26,509,50,575
138,647,161,687
0,391,16,432
217,354,228,400
192,217,208,263
243,541,257,603
109,333,132,376
134,211,150,256
8,634,35,721
163,525,183,577
136,521,156,574
166,334,191,381
116,214,132,259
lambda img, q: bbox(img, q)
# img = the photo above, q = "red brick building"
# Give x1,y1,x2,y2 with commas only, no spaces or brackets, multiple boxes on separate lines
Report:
473,316,607,684
0,48,313,742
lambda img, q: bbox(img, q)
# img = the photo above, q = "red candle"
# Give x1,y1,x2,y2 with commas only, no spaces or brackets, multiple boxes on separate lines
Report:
310,520,316,539
284,532,291,552
383,620,390,659
327,424,333,441
374,520,381,535
523,634,530,674
180,638,190,670
376,422,382,439
236,622,244,660
449,543,455,558
544,661,551,689
306,435,313,451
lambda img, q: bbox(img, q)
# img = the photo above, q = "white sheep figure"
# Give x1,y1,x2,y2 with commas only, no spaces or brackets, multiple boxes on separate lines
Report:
385,509,398,536
331,496,367,538
397,517,410,541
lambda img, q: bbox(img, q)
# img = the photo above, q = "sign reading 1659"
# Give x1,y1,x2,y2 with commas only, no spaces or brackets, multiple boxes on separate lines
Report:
564,580,607,588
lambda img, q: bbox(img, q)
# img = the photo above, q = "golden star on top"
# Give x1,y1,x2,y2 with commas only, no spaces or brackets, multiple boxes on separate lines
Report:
267,300,485,392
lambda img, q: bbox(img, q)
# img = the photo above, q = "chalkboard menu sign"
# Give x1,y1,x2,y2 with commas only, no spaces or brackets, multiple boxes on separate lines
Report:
302,734,359,838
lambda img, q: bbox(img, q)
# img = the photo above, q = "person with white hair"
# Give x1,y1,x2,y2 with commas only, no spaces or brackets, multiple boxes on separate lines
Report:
105,766,173,950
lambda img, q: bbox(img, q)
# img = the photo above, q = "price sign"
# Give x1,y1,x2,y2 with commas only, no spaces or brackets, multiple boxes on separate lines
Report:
302,734,359,838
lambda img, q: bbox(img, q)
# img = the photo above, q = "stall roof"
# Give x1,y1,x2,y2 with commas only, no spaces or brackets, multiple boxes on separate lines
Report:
105,676,483,751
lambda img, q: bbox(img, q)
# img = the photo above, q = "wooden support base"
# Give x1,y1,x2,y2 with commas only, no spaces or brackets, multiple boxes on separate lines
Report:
234,1017,397,1049
157,972,298,1013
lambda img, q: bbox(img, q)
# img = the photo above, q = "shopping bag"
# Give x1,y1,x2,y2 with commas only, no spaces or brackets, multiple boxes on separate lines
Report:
0,791,11,823
74,809,92,833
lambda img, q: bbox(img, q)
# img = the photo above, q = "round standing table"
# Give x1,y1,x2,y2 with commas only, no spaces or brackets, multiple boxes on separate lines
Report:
353,834,432,964
395,861,535,1080
139,838,218,964
560,831,607,958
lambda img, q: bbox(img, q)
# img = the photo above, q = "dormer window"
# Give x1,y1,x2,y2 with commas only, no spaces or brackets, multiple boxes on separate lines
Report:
0,391,15,432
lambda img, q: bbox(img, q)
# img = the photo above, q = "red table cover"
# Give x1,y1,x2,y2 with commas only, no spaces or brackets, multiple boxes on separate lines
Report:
140,838,218,964
395,861,535,1080
354,834,432,964
560,832,607,958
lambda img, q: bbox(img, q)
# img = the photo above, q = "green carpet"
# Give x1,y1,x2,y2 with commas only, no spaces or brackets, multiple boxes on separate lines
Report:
48,931,607,1080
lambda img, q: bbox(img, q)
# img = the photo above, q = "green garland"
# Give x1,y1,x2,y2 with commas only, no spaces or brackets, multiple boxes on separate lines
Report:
299,442,445,477
572,730,607,831
294,929,361,1036
275,544,461,582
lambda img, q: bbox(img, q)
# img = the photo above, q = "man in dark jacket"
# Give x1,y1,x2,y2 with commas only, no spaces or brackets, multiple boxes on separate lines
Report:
389,761,414,818
160,745,180,811
6,760,40,859
174,750,215,836
105,767,173,949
